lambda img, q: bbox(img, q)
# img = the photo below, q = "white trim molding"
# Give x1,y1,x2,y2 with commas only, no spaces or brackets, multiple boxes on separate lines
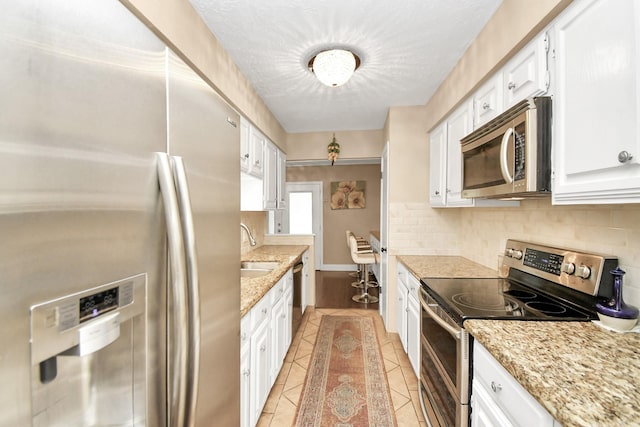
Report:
322,264,358,272
287,157,381,167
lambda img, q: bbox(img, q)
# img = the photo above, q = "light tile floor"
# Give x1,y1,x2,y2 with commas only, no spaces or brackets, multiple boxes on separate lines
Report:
257,307,427,426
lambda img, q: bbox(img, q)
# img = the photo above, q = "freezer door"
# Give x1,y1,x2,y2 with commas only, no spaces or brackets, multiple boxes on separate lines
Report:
166,51,241,426
0,0,167,425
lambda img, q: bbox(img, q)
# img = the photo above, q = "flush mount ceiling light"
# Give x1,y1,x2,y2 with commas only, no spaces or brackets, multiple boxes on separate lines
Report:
308,49,361,87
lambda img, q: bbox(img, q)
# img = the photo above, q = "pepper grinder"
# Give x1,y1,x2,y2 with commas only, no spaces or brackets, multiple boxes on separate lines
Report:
596,267,638,330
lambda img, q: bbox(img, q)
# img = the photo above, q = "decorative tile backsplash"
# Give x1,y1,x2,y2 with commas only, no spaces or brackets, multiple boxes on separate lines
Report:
389,199,640,306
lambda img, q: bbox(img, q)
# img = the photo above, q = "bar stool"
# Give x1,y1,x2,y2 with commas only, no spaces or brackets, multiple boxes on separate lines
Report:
345,230,373,287
349,235,379,304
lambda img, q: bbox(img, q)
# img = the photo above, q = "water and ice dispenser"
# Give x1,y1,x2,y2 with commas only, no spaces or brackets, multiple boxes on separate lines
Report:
30,274,147,426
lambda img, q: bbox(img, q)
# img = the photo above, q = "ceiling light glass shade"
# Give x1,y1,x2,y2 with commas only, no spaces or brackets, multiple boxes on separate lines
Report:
310,49,360,87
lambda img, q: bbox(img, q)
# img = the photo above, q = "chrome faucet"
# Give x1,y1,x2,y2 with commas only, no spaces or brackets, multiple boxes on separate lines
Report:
240,223,257,246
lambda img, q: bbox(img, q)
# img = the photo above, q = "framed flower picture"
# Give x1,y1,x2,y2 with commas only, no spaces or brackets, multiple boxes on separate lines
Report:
330,180,366,209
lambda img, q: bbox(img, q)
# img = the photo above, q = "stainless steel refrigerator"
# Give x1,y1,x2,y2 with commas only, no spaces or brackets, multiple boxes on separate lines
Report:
0,0,240,425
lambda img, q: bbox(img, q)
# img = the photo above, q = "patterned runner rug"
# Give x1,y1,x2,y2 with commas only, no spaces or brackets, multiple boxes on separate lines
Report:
293,315,397,427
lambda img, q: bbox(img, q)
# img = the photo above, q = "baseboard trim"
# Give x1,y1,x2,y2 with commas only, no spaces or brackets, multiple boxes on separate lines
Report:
321,264,358,272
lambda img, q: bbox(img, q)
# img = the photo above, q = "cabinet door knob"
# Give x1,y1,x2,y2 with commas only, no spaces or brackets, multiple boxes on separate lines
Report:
435,190,440,196
381,247,387,253
618,151,633,163
482,102,490,110
507,81,516,90
490,381,502,393
260,344,266,352
242,368,250,376
261,308,268,314
244,153,250,159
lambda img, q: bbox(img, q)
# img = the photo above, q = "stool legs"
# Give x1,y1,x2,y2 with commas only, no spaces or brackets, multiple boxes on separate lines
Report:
352,264,379,304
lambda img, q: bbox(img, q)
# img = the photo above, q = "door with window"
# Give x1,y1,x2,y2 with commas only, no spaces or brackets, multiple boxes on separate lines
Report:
285,182,323,269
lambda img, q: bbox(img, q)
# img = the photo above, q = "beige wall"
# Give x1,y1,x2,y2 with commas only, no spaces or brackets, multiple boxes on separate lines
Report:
386,106,429,203
286,130,385,161
286,165,381,266
121,0,287,150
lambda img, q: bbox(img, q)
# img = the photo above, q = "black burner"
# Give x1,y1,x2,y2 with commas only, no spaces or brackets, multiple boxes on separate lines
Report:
525,301,567,315
451,292,519,312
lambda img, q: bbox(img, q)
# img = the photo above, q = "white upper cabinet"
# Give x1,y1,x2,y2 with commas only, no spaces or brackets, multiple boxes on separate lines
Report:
473,73,504,128
429,101,518,208
240,116,264,179
276,149,287,210
249,127,265,178
445,101,475,207
241,115,288,211
263,141,278,210
429,121,447,207
240,117,251,173
504,32,549,109
552,0,640,204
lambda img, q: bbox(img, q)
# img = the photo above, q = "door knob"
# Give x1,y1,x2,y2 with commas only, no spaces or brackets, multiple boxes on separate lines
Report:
381,247,387,253
618,151,633,163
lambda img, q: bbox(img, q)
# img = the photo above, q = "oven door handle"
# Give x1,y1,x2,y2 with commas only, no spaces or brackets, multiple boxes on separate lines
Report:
499,127,514,184
419,291,461,340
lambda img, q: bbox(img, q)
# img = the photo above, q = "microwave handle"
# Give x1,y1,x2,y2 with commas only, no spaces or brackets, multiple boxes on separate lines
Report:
500,127,514,184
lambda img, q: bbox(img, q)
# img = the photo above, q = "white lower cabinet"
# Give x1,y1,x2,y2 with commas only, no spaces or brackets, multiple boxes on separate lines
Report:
241,269,293,427
396,262,420,378
270,270,292,386
472,341,557,427
250,317,270,426
396,267,408,352
284,273,293,349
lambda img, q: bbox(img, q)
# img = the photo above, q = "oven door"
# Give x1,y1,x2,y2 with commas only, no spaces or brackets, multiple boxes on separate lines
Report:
419,288,470,427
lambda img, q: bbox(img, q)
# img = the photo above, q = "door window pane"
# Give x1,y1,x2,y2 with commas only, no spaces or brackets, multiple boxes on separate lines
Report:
289,192,312,234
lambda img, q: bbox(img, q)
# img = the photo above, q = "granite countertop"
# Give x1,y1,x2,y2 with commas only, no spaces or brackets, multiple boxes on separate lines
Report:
465,319,640,427
240,245,308,317
397,255,498,278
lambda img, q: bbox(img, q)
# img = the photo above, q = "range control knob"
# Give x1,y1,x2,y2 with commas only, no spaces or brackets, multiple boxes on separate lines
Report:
576,265,591,279
505,248,514,257
561,262,576,275
512,250,523,260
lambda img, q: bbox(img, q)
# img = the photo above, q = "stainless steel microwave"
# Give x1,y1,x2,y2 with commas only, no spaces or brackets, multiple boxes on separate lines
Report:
461,97,552,199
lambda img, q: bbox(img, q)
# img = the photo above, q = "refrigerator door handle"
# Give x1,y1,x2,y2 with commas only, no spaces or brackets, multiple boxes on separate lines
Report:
171,156,201,427
156,152,189,426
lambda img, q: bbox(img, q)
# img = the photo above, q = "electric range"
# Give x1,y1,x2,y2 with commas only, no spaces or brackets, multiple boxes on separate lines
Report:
416,240,618,427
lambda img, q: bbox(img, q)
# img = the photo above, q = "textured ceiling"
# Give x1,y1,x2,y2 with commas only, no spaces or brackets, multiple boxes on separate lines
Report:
190,0,502,133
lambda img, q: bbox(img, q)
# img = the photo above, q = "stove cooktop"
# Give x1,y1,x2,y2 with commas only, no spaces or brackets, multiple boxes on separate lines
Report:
420,276,595,323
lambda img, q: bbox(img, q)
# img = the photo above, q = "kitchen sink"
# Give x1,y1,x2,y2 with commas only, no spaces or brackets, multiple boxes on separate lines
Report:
240,261,280,279
241,261,281,270
240,268,272,278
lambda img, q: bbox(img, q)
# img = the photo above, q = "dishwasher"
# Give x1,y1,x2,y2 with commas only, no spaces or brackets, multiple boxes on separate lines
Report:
292,262,304,337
